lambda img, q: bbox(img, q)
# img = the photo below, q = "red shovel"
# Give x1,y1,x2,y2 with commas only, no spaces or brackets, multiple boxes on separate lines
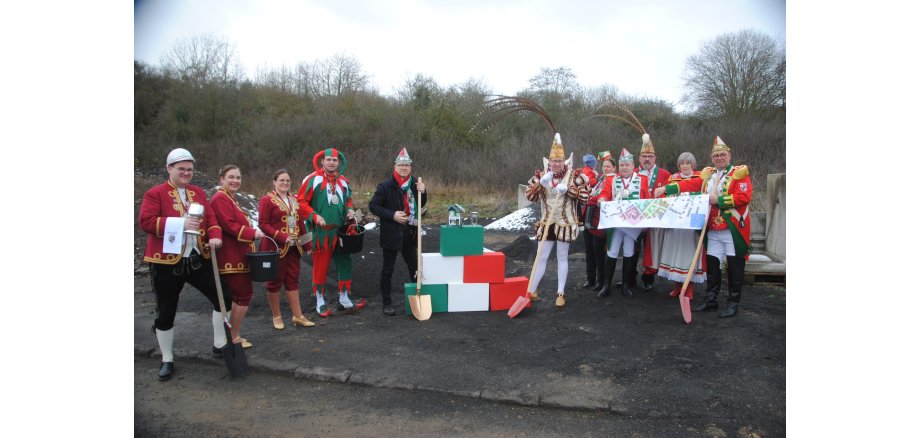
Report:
679,213,710,324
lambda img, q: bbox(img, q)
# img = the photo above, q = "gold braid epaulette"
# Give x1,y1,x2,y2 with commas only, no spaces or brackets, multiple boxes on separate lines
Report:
700,167,715,179
731,165,749,180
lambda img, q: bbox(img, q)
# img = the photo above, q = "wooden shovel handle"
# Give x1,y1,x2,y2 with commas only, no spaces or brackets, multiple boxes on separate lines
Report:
680,207,710,297
416,187,423,296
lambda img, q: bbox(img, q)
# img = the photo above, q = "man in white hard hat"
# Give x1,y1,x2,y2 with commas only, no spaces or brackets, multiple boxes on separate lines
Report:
138,147,230,381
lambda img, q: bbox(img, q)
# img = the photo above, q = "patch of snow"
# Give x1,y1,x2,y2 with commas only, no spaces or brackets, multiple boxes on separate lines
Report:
484,205,538,231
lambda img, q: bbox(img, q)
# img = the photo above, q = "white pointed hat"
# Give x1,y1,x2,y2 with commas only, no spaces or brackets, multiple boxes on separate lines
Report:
395,146,412,164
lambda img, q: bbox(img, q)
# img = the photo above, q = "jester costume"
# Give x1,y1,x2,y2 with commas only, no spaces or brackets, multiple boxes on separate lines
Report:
636,134,671,290
524,133,592,307
296,148,362,316
664,136,752,317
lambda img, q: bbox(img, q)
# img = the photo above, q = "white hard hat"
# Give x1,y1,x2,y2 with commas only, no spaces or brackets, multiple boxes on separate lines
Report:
166,148,195,166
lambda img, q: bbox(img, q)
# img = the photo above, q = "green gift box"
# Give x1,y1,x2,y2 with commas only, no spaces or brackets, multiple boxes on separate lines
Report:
404,283,449,315
439,224,484,256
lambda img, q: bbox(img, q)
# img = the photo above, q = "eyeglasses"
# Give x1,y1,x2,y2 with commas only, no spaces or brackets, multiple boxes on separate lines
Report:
174,166,195,173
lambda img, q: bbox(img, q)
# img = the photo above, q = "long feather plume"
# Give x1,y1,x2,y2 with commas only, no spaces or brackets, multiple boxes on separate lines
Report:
471,95,557,134
592,101,646,135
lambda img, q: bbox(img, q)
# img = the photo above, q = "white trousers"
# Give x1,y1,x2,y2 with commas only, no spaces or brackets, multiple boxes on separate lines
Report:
706,229,736,258
607,227,643,258
531,241,570,294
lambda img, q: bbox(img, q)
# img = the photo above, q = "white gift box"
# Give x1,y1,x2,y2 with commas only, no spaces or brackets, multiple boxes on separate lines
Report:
447,282,490,312
421,252,464,284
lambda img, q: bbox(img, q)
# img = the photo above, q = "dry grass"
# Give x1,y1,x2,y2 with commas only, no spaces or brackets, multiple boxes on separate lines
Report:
349,181,519,223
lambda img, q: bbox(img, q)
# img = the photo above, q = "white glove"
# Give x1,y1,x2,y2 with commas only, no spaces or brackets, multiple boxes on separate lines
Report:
555,183,568,194
539,171,554,187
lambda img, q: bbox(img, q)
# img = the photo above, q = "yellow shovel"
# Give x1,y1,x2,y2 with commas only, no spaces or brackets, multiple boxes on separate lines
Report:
408,184,432,320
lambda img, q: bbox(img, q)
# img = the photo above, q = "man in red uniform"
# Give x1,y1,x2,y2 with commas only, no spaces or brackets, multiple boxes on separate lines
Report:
636,133,671,291
138,148,228,381
655,136,752,317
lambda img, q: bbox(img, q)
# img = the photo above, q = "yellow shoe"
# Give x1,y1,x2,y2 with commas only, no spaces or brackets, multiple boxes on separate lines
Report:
529,291,540,302
272,316,284,330
233,337,253,349
292,315,316,327
555,295,565,307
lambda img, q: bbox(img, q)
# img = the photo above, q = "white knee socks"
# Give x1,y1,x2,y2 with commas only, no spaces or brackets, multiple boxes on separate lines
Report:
156,328,175,363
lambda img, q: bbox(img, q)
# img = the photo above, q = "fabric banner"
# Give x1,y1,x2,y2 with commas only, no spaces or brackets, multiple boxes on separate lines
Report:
597,194,710,230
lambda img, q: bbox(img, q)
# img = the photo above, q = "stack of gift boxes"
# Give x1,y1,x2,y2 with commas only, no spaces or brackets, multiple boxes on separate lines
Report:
404,224,531,315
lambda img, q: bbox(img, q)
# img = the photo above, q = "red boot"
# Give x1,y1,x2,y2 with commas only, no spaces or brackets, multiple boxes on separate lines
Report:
669,282,681,297
685,283,695,300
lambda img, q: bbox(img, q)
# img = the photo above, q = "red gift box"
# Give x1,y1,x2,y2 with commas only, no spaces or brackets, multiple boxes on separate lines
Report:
489,276,531,311
464,252,505,283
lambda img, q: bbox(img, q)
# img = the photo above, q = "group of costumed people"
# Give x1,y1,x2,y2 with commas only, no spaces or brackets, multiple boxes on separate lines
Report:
139,130,752,382
139,145,425,381
525,131,753,320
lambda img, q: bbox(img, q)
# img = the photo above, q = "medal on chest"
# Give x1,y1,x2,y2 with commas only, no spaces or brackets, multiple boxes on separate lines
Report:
714,215,724,226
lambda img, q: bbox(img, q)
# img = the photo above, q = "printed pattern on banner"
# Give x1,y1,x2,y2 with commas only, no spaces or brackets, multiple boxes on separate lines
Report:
598,194,710,230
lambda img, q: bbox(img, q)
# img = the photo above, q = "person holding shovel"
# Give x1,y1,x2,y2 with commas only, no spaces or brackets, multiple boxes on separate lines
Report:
369,146,427,316
257,169,316,330
211,164,264,348
597,147,651,298
654,136,752,318
296,148,365,318
656,152,706,301
524,133,592,308
138,147,230,381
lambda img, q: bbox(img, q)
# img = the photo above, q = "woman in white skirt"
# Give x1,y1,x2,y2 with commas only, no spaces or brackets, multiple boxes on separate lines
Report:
657,152,706,300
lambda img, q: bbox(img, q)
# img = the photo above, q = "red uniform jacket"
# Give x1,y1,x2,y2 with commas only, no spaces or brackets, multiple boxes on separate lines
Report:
257,191,304,258
639,165,671,198
667,164,753,259
139,181,222,265
210,188,258,274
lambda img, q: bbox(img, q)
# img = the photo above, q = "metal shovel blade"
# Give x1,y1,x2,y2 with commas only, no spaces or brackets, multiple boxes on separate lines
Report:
221,323,249,378
507,295,530,319
408,294,432,320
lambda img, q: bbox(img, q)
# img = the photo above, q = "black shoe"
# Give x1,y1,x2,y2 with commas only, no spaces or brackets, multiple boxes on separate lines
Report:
693,302,718,312
593,282,604,292
621,284,634,298
597,284,611,298
580,280,596,289
383,305,396,316
719,303,739,318
211,346,223,359
158,362,174,381
641,274,654,291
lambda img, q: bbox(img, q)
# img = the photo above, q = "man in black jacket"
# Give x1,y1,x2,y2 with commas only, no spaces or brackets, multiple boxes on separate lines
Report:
368,147,427,316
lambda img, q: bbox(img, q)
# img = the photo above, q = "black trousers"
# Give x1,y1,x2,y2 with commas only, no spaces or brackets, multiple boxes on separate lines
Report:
379,235,418,306
583,231,606,283
150,254,231,331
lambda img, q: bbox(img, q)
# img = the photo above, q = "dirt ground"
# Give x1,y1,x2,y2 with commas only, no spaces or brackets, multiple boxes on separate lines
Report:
134,174,785,436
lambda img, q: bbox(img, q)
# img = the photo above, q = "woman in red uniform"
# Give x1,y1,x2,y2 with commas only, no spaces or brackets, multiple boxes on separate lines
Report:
210,164,264,348
258,169,315,330
657,152,706,300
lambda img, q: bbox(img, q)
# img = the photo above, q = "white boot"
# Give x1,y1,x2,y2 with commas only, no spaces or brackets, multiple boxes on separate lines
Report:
212,311,227,348
339,292,354,308
155,328,175,363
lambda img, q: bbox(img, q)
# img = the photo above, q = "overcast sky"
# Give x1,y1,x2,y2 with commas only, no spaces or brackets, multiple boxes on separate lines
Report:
134,0,785,111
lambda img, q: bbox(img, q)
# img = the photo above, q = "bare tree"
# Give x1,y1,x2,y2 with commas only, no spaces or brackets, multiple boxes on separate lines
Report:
160,34,243,88
681,29,785,117
307,53,369,97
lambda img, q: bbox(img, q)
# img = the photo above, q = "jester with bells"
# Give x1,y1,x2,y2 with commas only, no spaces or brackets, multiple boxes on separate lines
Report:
525,133,592,308
297,148,366,317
